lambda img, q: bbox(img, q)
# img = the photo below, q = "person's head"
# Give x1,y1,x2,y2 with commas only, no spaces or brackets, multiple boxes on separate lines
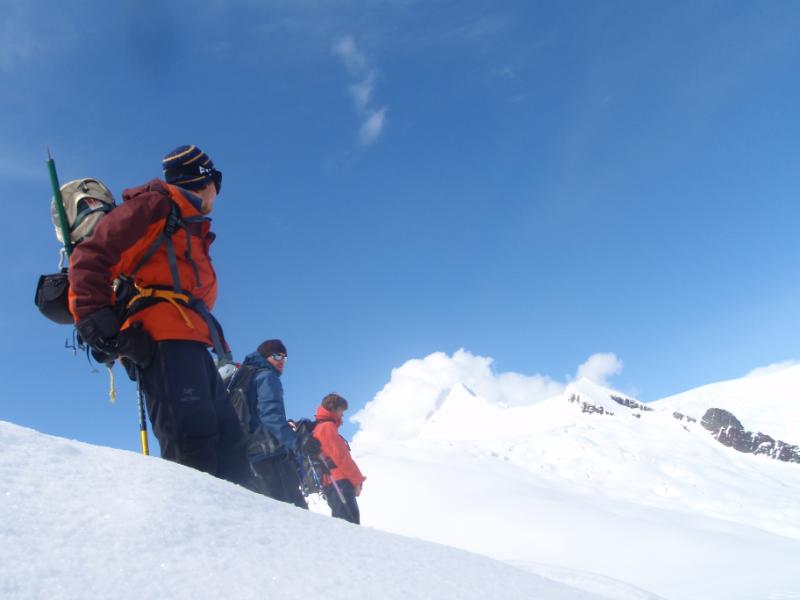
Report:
162,145,223,214
321,393,348,417
257,339,288,374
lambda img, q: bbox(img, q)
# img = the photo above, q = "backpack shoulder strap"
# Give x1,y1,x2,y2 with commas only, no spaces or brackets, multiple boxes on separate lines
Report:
121,188,232,364
128,200,183,287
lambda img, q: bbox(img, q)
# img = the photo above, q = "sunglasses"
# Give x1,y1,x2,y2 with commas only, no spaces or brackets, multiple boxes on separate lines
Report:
211,169,222,194
199,165,223,194
271,354,288,362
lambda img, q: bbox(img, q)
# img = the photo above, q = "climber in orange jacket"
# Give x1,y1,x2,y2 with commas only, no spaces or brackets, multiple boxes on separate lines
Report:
69,145,250,487
313,393,366,524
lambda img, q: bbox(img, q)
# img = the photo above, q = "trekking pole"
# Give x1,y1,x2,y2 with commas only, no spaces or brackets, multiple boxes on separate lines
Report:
135,367,150,456
315,455,356,522
46,147,73,257
306,456,325,494
319,456,349,505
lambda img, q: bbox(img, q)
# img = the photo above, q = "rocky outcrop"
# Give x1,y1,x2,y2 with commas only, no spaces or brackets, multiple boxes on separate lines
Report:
672,412,697,424
566,393,652,417
701,408,800,464
611,395,653,412
567,394,614,416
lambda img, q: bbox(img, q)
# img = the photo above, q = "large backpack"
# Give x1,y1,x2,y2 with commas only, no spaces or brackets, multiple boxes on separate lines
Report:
51,178,116,246
292,418,342,497
35,178,116,324
224,365,282,458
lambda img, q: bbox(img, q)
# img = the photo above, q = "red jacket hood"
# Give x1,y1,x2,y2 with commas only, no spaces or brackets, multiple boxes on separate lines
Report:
315,405,342,427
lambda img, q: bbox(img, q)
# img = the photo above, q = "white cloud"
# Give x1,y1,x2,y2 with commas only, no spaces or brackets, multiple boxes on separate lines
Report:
349,75,374,111
746,360,799,378
333,35,366,75
352,349,620,445
575,353,623,387
358,107,387,146
333,35,387,146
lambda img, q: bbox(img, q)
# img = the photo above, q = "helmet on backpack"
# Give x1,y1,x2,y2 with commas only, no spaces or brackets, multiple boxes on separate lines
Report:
51,178,116,245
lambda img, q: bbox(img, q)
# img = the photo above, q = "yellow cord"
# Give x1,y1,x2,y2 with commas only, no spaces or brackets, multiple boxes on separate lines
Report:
108,365,117,404
127,285,195,329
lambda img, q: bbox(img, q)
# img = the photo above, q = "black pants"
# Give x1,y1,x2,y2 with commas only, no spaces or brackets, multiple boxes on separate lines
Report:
139,340,250,486
251,453,308,509
325,479,360,524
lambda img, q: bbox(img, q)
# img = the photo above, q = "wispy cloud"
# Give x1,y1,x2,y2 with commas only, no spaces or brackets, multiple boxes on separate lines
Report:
359,108,387,146
334,36,366,74
333,35,387,146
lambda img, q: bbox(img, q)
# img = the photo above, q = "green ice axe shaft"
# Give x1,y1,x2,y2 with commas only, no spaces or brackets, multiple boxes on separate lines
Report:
47,147,72,257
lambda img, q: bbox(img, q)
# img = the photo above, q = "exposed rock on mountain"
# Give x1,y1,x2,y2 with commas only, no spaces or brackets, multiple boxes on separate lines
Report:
567,393,614,416
611,395,653,412
701,407,800,464
672,412,696,423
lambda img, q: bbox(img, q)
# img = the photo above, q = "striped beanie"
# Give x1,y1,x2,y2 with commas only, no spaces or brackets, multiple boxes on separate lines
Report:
162,145,221,192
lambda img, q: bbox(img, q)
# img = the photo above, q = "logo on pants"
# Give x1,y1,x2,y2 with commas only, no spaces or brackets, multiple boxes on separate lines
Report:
179,388,201,403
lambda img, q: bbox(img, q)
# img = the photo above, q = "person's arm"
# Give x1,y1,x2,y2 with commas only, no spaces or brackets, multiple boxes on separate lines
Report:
255,372,298,452
69,190,170,321
315,423,365,487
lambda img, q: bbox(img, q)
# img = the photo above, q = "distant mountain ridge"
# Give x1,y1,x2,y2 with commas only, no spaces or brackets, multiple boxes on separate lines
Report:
652,363,800,442
417,367,800,466
353,363,800,598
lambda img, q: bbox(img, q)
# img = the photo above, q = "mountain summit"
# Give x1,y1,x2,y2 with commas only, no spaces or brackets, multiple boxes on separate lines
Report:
353,361,800,599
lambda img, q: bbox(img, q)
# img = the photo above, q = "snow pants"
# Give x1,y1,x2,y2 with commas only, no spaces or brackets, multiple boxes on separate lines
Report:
139,340,251,487
251,453,308,509
325,479,360,524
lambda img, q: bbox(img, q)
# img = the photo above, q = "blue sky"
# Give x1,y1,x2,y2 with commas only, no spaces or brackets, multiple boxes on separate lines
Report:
3,1,800,453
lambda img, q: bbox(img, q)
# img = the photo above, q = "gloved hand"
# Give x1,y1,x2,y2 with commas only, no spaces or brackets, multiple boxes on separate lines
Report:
91,347,117,367
300,435,322,457
116,322,155,369
75,307,120,356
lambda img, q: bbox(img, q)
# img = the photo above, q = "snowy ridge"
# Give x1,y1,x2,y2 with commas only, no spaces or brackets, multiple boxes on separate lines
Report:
652,362,800,442
0,420,615,600
6,357,800,599
353,361,800,600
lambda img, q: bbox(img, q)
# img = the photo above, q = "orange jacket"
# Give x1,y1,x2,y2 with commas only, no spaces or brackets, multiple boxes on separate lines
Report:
313,406,366,488
68,179,218,344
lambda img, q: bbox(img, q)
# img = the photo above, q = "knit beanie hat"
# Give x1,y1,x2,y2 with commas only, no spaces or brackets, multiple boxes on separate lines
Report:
162,145,222,192
257,339,287,358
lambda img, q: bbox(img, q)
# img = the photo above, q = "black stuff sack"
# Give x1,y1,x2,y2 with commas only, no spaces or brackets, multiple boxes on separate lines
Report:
35,271,73,324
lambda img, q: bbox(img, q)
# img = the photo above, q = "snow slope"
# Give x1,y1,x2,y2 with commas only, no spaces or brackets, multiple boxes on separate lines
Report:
352,365,800,600
0,420,613,600
6,356,800,600
652,362,800,442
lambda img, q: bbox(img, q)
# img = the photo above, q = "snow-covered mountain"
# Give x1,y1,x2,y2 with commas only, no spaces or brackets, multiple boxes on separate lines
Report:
0,420,622,600
5,353,800,599
653,362,800,442
351,356,800,600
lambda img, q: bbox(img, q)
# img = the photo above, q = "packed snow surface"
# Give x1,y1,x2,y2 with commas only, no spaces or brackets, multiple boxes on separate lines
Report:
0,420,617,600
5,353,800,599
